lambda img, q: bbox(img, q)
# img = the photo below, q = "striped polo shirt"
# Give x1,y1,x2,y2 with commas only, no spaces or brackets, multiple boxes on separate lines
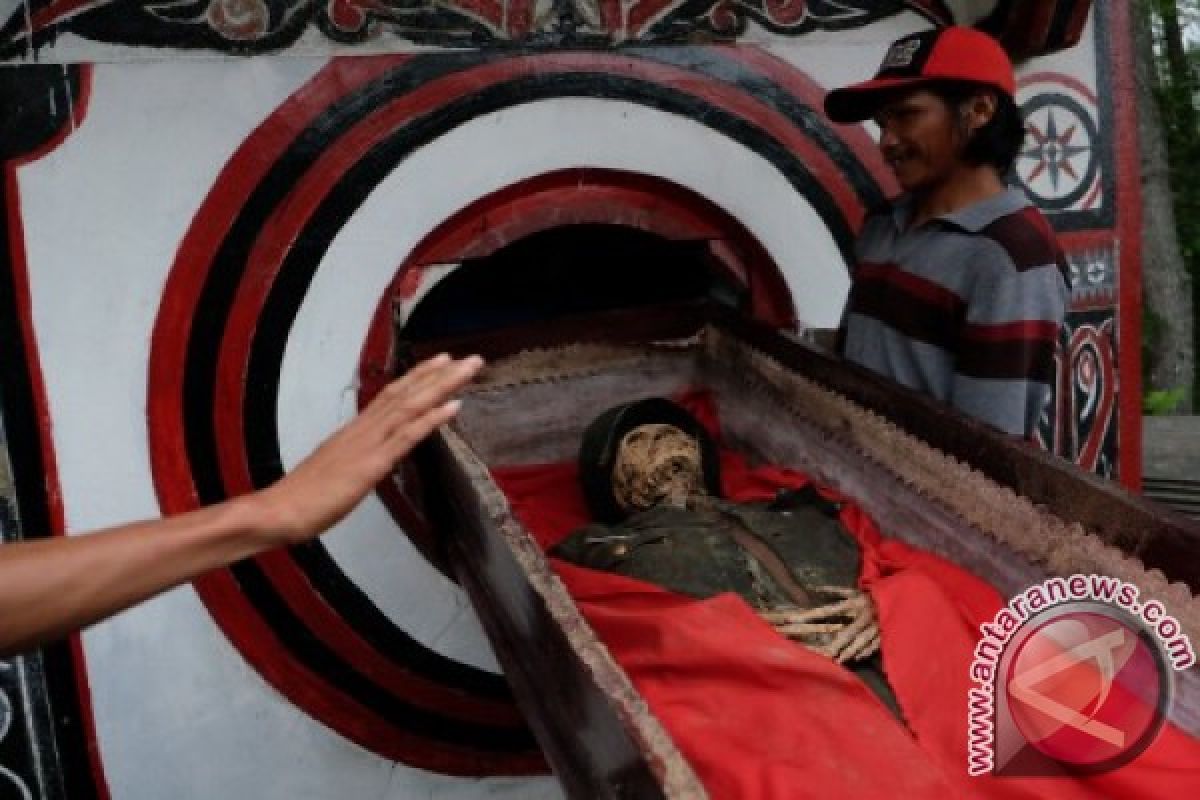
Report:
840,188,1070,437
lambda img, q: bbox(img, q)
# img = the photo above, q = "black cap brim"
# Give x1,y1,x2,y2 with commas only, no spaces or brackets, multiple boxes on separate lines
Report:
823,76,933,123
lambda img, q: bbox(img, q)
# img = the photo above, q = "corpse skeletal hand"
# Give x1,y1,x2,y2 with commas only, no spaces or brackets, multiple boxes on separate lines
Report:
759,586,881,664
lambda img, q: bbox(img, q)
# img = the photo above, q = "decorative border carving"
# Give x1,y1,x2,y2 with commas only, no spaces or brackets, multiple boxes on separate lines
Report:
0,0,908,54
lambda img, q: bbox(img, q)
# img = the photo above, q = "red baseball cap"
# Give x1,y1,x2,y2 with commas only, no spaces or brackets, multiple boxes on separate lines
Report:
824,26,1016,124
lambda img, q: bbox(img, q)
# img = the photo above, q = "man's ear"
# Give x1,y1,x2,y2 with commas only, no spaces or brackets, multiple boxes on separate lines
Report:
962,91,999,133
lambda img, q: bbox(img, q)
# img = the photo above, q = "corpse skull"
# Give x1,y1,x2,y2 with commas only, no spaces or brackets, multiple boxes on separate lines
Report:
611,423,704,513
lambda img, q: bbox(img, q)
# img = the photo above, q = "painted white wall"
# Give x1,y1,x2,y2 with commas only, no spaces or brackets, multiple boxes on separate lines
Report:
18,57,560,800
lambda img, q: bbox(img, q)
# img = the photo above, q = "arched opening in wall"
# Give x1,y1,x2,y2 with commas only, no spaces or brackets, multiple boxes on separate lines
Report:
399,224,735,342
359,169,797,571
370,169,800,365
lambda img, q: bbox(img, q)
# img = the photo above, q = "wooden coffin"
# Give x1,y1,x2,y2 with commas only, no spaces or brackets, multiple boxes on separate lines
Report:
407,303,1200,799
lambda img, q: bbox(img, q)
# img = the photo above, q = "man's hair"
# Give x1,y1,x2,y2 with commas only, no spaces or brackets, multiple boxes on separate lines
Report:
929,81,1025,176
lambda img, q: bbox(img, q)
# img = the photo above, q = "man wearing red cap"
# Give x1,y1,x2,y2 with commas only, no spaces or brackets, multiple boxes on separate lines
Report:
825,26,1069,439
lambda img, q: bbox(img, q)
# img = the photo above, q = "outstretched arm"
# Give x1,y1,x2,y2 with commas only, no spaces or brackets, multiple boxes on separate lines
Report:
0,353,483,656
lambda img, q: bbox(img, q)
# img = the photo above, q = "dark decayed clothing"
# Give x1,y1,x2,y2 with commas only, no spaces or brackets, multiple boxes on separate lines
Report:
551,491,898,713
553,497,857,608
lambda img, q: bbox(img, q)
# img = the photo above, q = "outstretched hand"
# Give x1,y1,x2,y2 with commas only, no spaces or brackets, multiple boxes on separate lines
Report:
257,353,484,545
0,352,484,656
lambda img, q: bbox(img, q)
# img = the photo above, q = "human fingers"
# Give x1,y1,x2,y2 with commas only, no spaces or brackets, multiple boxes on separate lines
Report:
349,358,479,449
776,622,843,636
380,360,482,447
761,609,843,634
373,355,483,420
262,393,467,543
291,356,479,482
399,353,482,392
780,598,856,623
836,628,881,664
825,597,883,662
822,611,871,660
375,396,465,464
856,631,881,660
811,586,857,598
399,352,453,378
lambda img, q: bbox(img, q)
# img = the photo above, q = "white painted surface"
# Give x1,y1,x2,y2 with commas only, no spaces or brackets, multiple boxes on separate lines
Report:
762,10,930,92
1018,11,1099,87
23,57,325,534
16,57,558,799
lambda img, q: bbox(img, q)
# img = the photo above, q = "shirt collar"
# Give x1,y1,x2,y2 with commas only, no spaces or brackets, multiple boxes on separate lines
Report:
889,187,1031,233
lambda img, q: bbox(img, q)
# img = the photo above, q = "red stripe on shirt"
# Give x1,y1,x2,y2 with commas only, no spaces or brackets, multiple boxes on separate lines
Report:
855,262,965,313
962,319,1061,343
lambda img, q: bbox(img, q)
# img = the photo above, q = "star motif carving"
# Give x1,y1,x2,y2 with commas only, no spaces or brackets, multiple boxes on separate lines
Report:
1022,109,1092,191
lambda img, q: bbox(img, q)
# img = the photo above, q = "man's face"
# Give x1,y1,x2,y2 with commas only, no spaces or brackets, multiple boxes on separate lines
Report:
872,89,965,194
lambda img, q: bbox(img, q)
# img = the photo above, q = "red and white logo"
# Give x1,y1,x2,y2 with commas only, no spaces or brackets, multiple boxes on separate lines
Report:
993,603,1170,774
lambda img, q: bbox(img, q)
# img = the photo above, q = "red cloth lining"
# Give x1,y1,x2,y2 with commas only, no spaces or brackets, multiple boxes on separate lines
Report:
491,391,1200,798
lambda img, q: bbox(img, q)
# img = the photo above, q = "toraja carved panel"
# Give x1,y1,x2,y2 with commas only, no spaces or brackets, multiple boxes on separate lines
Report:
1019,63,1120,469
0,429,74,800
1038,239,1121,478
0,651,67,800
0,0,907,52
0,0,1091,55
1017,72,1107,221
